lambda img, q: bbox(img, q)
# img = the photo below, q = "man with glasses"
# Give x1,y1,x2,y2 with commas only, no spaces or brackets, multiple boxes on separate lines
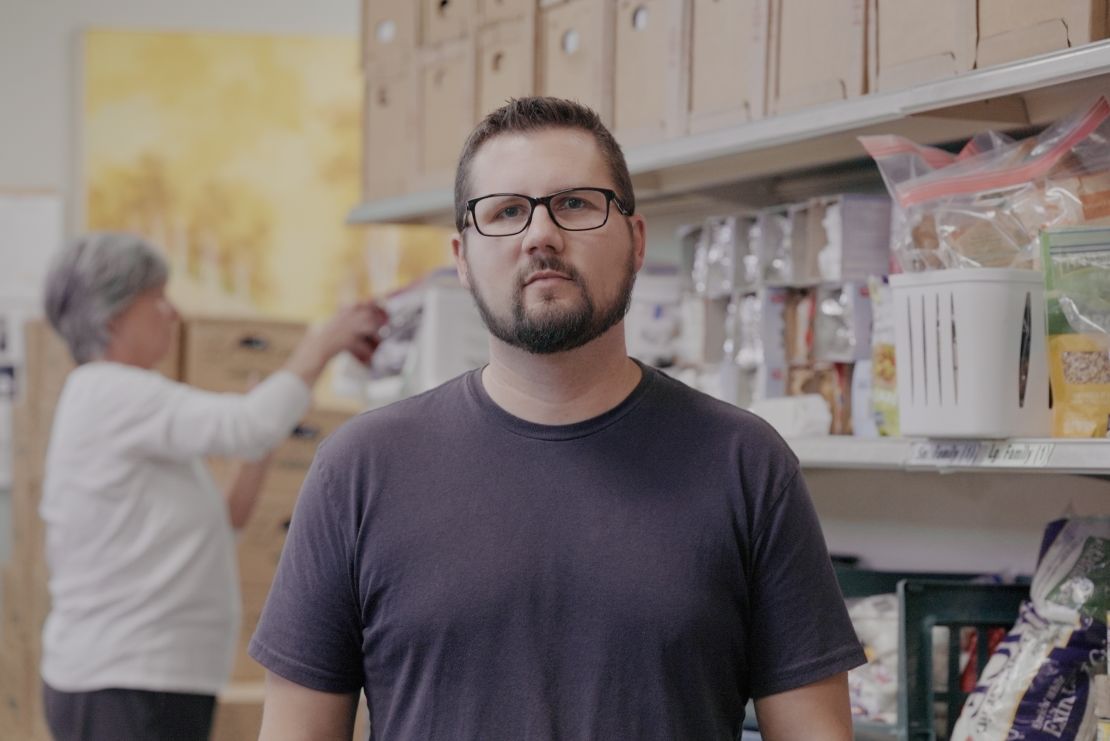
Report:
251,97,864,740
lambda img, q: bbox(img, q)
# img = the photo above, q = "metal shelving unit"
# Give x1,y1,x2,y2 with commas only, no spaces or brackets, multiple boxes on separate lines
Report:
347,41,1110,477
348,41,1110,226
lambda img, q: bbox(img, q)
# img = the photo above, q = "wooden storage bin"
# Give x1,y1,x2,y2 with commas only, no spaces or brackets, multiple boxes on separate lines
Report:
687,0,771,132
769,0,867,114
365,73,417,201
417,41,477,190
476,16,537,118
978,0,1109,68
362,0,418,75
422,0,477,45
180,317,305,393
868,0,977,92
613,0,688,146
480,0,536,24
538,0,616,125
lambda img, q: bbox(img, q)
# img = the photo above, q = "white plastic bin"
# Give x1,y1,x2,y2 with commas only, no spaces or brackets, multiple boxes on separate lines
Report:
890,269,1050,438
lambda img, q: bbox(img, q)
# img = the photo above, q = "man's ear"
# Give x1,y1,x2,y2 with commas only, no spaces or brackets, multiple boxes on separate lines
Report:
629,214,647,272
451,233,470,289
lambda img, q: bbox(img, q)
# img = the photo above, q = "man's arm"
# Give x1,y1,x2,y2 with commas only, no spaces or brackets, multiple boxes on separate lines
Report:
753,672,854,741
257,671,359,741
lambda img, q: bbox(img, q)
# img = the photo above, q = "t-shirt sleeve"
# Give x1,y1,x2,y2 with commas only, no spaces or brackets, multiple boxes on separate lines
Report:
248,447,365,693
126,370,311,461
745,467,866,698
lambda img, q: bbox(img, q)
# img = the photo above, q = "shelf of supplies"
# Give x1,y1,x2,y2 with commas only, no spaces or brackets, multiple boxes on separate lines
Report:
348,41,1110,226
787,437,1110,476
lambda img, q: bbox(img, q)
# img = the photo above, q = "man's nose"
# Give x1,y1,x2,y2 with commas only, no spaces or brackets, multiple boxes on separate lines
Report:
520,202,565,255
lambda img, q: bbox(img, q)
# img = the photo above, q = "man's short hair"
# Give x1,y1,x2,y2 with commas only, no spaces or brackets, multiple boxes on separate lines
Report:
453,97,636,232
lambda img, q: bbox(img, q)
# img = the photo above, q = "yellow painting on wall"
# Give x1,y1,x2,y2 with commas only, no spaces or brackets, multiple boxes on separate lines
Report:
82,29,452,322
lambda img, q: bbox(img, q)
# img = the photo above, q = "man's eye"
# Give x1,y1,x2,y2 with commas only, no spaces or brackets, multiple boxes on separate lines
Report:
560,198,588,211
495,205,525,220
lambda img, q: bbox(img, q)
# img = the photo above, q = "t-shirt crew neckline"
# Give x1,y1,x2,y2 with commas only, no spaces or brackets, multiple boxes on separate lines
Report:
464,358,657,441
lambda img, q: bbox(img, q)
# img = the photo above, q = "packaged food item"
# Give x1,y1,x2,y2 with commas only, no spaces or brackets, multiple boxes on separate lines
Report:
755,204,808,285
787,364,852,434
759,288,789,399
952,516,1110,741
862,96,1110,272
1041,226,1110,437
814,283,872,363
867,276,899,436
784,288,816,366
808,194,893,283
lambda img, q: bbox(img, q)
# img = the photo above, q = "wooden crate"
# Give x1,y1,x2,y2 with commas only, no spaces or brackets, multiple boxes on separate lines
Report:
364,72,418,201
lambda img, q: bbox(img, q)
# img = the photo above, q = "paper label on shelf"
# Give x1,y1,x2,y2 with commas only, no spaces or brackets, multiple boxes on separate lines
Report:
978,442,1055,468
907,440,1055,469
907,440,984,467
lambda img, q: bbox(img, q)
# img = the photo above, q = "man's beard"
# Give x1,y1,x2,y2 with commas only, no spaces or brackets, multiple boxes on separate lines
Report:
466,249,637,355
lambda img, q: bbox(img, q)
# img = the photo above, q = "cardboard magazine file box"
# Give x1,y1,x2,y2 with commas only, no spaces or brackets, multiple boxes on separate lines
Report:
538,0,616,126
978,0,1109,68
687,0,771,133
476,16,538,119
415,40,477,191
867,0,977,93
612,0,689,147
364,73,417,201
181,317,306,393
362,0,418,76
769,0,867,115
479,0,537,24
421,0,476,46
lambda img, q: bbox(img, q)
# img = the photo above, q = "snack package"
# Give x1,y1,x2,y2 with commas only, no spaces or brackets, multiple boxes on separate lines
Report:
951,517,1110,741
867,276,899,436
1041,227,1110,437
755,204,808,285
814,283,873,363
862,97,1110,272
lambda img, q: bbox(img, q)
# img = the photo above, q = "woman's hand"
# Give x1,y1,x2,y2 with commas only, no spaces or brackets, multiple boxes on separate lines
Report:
283,302,388,388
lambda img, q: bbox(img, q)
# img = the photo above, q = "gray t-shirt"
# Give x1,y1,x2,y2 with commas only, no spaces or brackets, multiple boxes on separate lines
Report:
250,364,865,739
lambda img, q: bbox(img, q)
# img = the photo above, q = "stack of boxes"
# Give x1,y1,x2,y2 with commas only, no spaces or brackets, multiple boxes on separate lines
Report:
360,0,1110,202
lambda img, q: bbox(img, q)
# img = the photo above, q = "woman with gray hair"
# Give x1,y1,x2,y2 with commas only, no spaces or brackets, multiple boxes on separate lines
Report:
37,232,385,740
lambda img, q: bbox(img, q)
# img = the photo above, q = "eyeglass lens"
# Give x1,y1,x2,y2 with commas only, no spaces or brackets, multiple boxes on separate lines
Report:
473,189,611,236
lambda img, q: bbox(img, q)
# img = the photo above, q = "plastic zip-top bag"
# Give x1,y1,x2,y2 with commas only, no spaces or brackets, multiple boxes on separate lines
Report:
862,97,1110,272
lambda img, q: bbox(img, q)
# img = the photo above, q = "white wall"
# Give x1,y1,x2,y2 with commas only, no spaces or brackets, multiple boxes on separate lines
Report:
0,0,358,215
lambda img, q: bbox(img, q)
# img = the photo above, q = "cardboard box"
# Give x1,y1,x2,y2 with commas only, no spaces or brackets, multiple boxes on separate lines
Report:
362,0,418,75
476,17,537,119
180,317,305,393
480,0,536,23
417,41,477,190
538,0,616,125
687,0,771,132
978,0,1109,68
613,0,688,146
769,0,867,114
868,0,977,92
364,73,417,200
421,0,476,45
806,194,892,283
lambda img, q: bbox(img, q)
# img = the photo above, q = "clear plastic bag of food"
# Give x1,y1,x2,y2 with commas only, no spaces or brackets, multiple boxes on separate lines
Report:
862,97,1110,272
1041,226,1110,437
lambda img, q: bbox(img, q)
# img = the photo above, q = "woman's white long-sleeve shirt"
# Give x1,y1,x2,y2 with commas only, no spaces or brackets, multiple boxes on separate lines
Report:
39,362,310,695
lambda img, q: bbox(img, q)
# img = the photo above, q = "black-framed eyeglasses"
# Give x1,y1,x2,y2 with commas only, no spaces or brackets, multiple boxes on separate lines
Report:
465,187,632,237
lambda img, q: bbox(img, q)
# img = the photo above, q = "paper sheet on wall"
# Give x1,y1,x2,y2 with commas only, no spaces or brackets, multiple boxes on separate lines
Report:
0,190,63,304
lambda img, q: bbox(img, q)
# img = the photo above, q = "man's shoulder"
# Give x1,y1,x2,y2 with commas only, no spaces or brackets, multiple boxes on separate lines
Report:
317,372,473,456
